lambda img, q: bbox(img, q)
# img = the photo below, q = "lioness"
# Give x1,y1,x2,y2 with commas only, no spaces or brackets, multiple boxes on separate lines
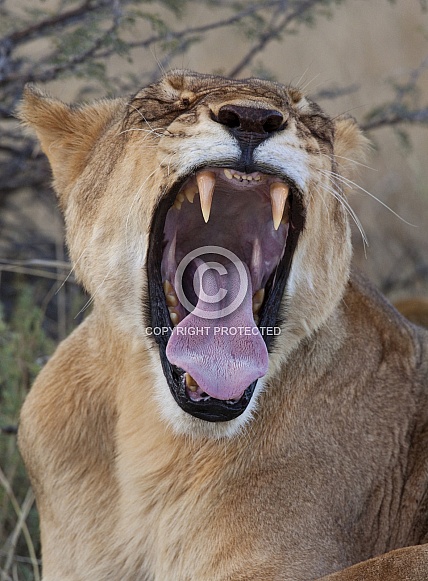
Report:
18,71,428,581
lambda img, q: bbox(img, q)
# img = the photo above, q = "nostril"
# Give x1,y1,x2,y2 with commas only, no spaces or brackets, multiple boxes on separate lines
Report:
214,104,285,135
263,112,284,133
217,108,241,129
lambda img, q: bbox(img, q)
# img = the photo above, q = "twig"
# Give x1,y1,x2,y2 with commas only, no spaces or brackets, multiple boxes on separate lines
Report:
3,0,96,47
95,0,285,59
361,106,428,132
0,265,76,283
227,0,334,78
311,83,360,101
0,427,18,436
16,1,123,85
0,469,40,581
0,259,71,270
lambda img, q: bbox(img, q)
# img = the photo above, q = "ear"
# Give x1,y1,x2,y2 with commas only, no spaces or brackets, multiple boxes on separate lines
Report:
333,115,371,185
17,85,121,204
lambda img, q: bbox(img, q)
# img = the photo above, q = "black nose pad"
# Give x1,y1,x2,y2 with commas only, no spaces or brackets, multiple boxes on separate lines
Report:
216,105,284,135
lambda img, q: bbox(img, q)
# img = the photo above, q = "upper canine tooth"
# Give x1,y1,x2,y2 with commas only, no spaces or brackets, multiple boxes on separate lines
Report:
270,183,289,230
196,170,216,223
224,169,233,180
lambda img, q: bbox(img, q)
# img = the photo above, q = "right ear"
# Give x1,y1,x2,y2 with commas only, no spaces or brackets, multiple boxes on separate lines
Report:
17,85,121,205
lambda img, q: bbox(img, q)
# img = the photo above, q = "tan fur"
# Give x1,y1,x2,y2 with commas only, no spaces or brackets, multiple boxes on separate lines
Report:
18,71,428,580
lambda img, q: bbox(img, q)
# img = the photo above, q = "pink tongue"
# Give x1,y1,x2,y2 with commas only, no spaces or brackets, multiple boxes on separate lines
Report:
166,262,268,400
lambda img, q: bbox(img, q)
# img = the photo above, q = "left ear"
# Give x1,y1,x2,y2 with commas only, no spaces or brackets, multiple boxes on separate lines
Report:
334,115,371,184
17,85,122,208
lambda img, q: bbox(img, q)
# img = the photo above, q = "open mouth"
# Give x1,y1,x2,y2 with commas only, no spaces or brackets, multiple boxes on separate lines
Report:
147,165,304,422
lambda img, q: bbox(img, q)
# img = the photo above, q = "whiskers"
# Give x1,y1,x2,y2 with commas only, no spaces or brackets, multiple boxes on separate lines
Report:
120,103,170,139
74,267,114,319
319,167,416,227
315,178,368,249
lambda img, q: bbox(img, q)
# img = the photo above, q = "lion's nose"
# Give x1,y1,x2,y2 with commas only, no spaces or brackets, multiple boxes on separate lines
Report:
215,105,284,135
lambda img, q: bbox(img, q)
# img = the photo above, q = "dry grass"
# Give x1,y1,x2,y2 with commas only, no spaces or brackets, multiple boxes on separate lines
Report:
0,266,86,580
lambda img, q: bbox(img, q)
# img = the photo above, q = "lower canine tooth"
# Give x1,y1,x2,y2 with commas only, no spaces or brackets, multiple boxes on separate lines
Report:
185,372,198,391
252,288,265,313
169,308,180,326
196,170,216,223
270,183,289,230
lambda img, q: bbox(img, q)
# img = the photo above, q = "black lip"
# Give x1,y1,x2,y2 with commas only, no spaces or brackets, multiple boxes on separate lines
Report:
146,164,305,423
158,347,256,422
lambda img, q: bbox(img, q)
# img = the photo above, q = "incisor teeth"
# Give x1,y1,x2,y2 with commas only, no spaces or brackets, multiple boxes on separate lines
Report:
185,372,199,392
270,182,289,230
196,170,216,223
184,184,197,204
223,169,261,182
173,199,182,210
177,193,185,203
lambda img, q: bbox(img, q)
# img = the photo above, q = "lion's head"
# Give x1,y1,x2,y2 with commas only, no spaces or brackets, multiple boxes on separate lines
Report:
19,70,369,437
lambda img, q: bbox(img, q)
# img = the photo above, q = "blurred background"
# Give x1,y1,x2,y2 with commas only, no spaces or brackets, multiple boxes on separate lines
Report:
1,0,428,578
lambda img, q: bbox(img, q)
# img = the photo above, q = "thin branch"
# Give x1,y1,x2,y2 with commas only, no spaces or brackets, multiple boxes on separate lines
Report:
0,259,71,270
311,83,360,101
0,265,76,283
0,469,40,581
361,106,428,132
8,1,123,85
94,0,285,59
0,427,18,436
228,0,336,78
3,0,96,47
228,1,290,78
0,108,12,119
